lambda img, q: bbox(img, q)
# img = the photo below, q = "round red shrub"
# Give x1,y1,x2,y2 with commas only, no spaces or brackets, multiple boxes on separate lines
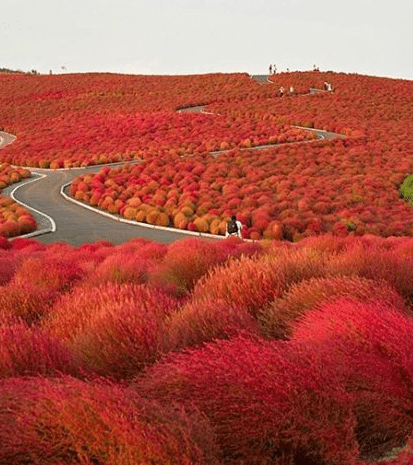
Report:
0,376,220,465
258,276,409,340
136,334,359,464
0,322,83,378
290,298,413,459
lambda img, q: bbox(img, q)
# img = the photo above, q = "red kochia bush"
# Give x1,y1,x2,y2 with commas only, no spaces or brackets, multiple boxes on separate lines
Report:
136,334,359,465
44,283,180,380
0,376,220,465
85,251,149,285
0,281,60,325
290,298,413,459
324,243,413,305
190,255,287,318
0,252,17,286
148,238,232,297
258,276,409,340
0,322,83,378
11,256,85,294
190,245,335,319
164,296,260,352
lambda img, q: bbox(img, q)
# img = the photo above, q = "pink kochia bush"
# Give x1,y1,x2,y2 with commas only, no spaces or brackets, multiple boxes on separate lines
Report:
0,376,220,465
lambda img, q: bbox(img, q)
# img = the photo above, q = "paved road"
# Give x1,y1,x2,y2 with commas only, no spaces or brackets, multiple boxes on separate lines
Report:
250,74,272,84
0,131,16,149
2,165,215,246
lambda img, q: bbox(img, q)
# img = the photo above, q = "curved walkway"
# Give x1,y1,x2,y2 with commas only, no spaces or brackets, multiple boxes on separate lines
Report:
1,165,217,246
0,80,345,246
0,131,16,148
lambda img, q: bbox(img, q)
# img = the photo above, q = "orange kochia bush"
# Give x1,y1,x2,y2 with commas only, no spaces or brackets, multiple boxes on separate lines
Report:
0,164,36,237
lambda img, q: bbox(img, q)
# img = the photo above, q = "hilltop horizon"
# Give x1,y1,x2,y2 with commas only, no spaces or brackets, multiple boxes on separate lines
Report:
2,66,413,83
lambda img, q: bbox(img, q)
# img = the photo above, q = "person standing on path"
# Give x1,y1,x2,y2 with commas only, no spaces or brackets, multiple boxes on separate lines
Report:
226,215,243,239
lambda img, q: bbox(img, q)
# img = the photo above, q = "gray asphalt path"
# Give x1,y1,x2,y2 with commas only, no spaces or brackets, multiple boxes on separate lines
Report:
0,128,221,245
0,131,16,149
4,166,214,246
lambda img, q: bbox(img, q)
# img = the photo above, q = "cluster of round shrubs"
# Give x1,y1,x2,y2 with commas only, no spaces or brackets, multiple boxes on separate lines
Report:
0,234,413,462
0,164,36,237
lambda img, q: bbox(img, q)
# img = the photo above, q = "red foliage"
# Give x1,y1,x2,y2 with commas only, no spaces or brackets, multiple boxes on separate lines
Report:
0,164,36,237
43,283,179,380
0,322,83,377
290,298,413,459
165,296,260,352
85,251,149,285
0,376,220,465
11,255,85,294
3,71,413,240
136,334,359,464
0,233,413,461
0,281,60,325
0,72,312,168
324,243,413,305
191,255,287,317
258,275,409,340
148,238,237,297
0,252,17,286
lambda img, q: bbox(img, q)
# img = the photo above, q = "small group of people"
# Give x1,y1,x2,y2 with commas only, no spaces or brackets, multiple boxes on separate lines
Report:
278,86,295,97
323,81,333,92
269,65,293,74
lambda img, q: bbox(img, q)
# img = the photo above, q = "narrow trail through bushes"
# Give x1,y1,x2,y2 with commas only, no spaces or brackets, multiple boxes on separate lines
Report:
0,75,346,245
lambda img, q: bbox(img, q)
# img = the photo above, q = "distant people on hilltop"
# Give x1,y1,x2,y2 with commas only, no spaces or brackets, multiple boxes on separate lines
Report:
226,215,243,239
273,64,277,74
269,64,272,74
313,64,320,71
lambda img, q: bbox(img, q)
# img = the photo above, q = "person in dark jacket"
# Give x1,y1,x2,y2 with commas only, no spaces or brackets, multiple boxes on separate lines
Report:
226,215,243,238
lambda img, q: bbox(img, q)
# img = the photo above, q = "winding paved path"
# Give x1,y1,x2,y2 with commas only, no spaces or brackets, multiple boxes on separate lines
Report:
0,161,209,246
0,77,344,246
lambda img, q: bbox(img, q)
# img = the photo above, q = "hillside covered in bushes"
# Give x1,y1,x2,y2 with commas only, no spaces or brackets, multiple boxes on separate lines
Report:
2,70,413,463
2,71,413,240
